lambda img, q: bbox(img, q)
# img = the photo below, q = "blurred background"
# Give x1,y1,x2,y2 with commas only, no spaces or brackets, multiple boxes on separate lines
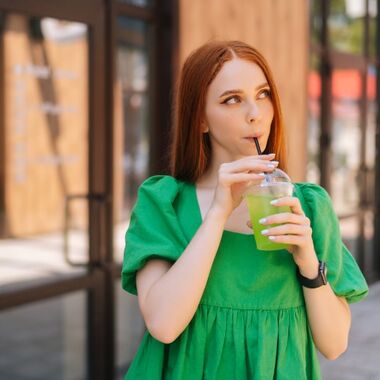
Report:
0,0,379,379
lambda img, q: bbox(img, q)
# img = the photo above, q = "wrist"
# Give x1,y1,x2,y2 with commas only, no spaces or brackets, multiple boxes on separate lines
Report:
207,205,229,222
297,260,328,289
297,257,319,279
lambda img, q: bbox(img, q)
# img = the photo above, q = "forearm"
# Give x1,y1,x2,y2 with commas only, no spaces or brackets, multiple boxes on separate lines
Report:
301,262,351,359
145,207,227,343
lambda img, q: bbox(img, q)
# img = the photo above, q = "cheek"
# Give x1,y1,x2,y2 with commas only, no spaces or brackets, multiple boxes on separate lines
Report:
206,106,238,128
261,102,274,122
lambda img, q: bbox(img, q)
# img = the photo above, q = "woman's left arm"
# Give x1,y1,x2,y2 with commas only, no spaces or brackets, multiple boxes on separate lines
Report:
300,269,351,360
258,196,351,360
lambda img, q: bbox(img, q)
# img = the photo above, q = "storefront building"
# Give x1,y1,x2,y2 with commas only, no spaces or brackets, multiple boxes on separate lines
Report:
0,1,378,379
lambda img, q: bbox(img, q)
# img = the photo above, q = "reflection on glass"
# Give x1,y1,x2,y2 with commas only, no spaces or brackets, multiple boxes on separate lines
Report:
368,0,378,57
115,280,145,379
118,0,152,6
366,65,376,207
328,0,365,54
114,17,150,262
330,69,362,214
0,14,89,292
366,65,376,169
307,54,321,184
364,211,374,273
340,216,359,259
310,0,322,46
0,291,87,379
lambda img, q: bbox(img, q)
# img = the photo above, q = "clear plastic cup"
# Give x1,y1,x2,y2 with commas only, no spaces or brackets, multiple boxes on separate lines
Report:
245,169,294,251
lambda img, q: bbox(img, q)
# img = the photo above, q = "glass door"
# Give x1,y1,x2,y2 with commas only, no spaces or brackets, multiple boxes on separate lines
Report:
0,3,111,379
0,0,177,378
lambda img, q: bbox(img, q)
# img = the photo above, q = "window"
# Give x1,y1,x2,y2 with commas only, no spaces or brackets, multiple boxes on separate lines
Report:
308,0,378,277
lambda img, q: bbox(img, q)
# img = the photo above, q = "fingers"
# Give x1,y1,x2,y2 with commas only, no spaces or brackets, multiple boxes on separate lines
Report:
270,196,305,216
219,172,266,185
261,223,312,237
266,234,310,246
259,212,310,226
258,196,312,248
219,155,278,175
252,153,276,161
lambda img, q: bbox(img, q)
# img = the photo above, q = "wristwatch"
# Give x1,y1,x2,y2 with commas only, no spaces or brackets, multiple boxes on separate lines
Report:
296,260,328,288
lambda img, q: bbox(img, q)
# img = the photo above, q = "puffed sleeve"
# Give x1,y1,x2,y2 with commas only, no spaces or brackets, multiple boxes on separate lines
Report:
295,183,368,303
121,175,188,295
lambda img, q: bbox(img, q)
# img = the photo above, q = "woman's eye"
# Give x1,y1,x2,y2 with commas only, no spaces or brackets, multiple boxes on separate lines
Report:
222,96,241,105
258,89,271,99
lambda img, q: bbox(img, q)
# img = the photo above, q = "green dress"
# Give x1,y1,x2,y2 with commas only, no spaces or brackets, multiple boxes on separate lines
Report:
121,175,368,380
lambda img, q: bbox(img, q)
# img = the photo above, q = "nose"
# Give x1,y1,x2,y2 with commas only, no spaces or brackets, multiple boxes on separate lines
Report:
246,101,260,123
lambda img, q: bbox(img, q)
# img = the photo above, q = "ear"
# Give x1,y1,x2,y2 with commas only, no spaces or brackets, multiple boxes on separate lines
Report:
201,121,209,133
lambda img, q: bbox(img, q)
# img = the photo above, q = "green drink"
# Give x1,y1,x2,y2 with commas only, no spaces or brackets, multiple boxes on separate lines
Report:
246,194,291,250
244,172,294,251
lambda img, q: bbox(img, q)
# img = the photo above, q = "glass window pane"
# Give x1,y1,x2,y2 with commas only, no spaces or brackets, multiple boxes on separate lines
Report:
0,14,89,292
340,216,359,259
364,65,376,275
368,0,378,57
366,64,376,195
307,53,321,184
328,0,365,54
115,280,145,379
0,291,87,379
330,68,362,215
310,0,322,46
114,17,151,263
117,0,153,7
364,211,374,273
366,65,377,169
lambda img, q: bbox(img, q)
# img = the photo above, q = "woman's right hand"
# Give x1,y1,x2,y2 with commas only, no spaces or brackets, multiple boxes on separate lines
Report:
209,153,278,219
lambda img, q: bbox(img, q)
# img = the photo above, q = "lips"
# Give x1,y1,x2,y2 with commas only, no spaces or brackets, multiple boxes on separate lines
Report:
243,135,263,141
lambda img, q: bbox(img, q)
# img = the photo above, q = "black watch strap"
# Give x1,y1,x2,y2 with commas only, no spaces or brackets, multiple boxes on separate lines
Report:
297,260,327,289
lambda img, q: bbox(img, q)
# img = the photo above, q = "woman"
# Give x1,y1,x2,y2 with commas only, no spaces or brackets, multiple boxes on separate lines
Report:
122,40,368,379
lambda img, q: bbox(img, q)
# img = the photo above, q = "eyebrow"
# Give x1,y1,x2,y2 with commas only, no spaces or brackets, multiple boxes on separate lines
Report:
219,82,270,98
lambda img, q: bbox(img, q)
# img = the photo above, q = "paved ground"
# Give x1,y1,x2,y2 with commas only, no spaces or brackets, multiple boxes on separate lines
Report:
320,281,380,379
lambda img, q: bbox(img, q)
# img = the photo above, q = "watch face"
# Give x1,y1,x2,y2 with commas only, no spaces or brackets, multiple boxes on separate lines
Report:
320,261,327,285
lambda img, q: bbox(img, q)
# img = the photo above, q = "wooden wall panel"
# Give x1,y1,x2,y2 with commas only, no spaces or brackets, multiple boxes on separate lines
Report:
179,0,308,181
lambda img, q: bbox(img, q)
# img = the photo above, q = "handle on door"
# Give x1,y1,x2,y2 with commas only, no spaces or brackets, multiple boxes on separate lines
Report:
63,193,109,267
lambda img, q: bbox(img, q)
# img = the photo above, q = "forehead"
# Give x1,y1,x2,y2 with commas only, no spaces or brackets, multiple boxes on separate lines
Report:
209,58,268,93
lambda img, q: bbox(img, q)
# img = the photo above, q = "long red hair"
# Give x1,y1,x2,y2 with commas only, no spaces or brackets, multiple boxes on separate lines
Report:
170,40,287,183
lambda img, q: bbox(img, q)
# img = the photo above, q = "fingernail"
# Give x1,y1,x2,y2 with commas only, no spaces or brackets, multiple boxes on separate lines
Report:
271,161,279,165
268,236,276,240
258,173,266,177
261,229,269,235
270,199,279,205
267,164,275,168
259,218,267,224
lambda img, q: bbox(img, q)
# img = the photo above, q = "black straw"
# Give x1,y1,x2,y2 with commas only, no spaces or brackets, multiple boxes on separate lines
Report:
253,137,262,155
254,137,272,184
